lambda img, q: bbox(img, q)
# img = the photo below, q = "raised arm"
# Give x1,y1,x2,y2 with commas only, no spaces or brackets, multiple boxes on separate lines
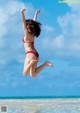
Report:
21,8,27,32
33,10,40,21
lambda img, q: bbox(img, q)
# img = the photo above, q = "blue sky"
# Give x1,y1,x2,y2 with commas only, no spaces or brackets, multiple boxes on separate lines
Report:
0,0,80,97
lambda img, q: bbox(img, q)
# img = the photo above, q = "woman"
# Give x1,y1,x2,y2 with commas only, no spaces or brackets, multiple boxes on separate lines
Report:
21,8,53,78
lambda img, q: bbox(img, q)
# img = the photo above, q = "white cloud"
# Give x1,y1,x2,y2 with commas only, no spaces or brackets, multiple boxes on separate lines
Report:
68,4,80,12
57,4,80,53
42,35,64,50
0,0,35,65
43,25,54,33
42,4,80,58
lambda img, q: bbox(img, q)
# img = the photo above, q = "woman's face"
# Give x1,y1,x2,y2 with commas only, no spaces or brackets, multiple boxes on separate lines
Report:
26,23,35,35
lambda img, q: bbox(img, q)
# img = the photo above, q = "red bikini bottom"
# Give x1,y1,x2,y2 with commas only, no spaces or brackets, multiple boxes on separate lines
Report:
26,51,39,58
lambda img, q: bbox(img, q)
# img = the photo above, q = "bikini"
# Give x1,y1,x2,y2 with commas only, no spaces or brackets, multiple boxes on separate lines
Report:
22,38,39,58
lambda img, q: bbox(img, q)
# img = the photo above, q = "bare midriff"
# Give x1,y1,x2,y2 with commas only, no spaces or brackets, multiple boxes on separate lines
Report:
24,43,36,52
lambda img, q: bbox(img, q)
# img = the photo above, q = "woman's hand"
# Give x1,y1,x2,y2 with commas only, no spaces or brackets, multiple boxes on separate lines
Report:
21,8,26,13
36,10,40,15
33,9,40,21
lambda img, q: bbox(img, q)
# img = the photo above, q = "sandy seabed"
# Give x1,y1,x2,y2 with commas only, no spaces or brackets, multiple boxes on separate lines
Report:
0,98,80,113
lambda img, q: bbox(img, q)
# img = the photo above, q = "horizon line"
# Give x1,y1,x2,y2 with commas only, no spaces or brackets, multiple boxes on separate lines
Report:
0,96,80,99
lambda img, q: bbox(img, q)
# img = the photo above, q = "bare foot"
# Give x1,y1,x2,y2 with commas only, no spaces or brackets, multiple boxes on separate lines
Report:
45,61,54,67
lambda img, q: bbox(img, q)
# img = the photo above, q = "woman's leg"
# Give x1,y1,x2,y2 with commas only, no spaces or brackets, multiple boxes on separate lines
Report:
23,59,37,76
30,61,53,78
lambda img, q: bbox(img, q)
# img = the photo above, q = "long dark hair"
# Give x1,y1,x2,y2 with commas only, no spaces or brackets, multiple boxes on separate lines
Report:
26,19,41,37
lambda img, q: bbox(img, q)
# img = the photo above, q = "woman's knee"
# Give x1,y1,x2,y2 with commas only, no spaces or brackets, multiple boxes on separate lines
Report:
30,73,36,78
23,71,28,76
23,72,26,76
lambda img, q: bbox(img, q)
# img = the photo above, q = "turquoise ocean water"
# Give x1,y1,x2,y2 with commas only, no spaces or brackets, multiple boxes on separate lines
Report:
0,97,80,113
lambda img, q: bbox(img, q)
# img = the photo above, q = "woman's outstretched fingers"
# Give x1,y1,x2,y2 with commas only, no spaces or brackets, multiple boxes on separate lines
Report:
36,10,40,15
21,8,26,12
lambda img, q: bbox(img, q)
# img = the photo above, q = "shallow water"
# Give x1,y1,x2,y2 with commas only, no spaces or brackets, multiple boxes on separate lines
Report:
0,98,80,113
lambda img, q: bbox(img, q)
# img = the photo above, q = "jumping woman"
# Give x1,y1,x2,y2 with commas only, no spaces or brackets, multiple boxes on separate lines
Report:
21,8,53,78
